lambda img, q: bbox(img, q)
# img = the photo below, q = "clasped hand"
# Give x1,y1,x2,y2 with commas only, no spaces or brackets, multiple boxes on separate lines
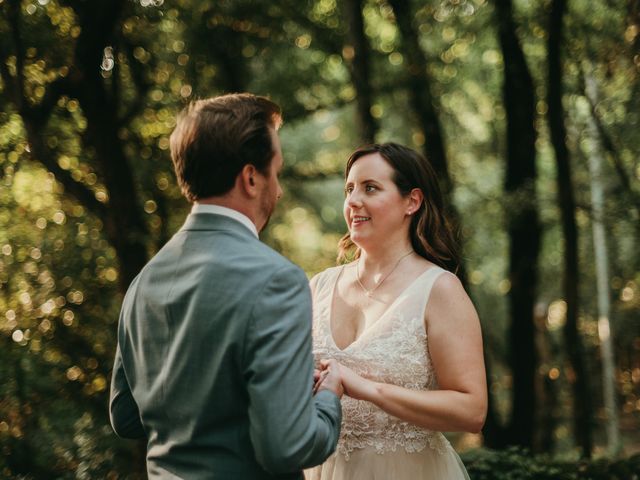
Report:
313,359,374,401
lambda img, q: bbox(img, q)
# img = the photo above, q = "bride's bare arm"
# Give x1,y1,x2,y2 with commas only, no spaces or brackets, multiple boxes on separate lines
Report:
338,272,487,433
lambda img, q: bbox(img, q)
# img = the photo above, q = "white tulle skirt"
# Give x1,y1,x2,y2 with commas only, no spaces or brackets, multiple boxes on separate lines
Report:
305,444,470,480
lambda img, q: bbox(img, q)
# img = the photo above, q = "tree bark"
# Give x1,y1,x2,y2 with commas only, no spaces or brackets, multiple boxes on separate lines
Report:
546,0,593,457
533,303,562,454
494,0,541,449
343,0,377,143
387,0,450,194
0,1,148,472
189,8,249,94
387,0,468,286
582,64,622,456
0,0,149,292
535,318,560,453
628,0,640,55
481,353,509,449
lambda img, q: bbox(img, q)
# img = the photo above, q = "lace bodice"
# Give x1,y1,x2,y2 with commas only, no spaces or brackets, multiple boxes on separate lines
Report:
312,265,451,460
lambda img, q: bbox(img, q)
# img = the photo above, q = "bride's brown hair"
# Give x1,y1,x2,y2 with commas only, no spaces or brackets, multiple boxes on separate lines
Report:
337,143,460,273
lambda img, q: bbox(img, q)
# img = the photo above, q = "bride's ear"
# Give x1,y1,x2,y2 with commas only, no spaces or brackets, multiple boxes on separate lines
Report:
406,188,424,215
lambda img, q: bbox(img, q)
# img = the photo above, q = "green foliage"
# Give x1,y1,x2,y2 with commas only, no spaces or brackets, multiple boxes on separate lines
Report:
463,448,640,480
0,0,639,476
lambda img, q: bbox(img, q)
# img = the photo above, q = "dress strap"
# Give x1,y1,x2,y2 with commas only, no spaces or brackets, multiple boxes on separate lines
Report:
312,265,344,299
415,266,450,319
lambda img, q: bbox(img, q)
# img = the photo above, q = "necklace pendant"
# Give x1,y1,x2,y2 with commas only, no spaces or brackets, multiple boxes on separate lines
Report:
356,250,414,301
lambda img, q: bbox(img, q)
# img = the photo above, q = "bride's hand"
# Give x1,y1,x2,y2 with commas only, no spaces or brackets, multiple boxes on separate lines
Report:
315,359,345,398
332,362,376,401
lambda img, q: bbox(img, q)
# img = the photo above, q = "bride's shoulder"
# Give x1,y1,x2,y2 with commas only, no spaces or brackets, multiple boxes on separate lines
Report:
430,268,464,295
426,269,476,323
310,264,345,283
309,264,346,294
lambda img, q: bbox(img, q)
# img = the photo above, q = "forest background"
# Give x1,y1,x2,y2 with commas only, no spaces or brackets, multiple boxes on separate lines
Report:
0,0,639,478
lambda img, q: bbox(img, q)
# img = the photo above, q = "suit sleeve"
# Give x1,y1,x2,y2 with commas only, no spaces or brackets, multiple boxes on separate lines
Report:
244,264,342,474
109,344,146,439
109,280,146,440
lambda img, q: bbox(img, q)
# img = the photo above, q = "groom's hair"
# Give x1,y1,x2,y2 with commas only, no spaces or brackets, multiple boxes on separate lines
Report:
170,93,282,201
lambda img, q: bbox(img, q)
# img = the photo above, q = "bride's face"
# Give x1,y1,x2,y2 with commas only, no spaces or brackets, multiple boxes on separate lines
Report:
343,153,412,249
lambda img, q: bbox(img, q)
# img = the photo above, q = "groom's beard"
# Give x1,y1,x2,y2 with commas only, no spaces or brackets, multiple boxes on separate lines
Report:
258,191,277,233
259,213,272,233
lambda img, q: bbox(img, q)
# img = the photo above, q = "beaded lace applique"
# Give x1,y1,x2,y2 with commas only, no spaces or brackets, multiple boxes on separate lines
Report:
312,266,451,460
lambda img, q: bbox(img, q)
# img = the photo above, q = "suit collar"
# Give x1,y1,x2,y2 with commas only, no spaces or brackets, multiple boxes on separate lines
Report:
190,203,258,238
180,213,259,239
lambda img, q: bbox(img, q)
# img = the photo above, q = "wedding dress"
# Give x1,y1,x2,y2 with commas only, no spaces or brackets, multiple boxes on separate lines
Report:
306,265,470,480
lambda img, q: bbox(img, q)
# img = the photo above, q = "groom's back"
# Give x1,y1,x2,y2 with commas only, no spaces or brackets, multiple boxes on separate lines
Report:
110,93,340,478
117,214,303,479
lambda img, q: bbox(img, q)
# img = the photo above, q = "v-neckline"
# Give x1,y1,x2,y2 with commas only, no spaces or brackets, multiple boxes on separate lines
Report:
327,265,438,352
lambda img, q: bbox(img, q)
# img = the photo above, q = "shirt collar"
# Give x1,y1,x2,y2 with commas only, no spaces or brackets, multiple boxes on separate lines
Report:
190,203,259,238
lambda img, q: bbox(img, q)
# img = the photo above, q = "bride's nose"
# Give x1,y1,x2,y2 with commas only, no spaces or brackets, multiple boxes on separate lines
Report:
346,191,363,208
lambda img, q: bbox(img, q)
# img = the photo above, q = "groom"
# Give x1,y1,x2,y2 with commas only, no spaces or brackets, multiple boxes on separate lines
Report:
109,93,343,479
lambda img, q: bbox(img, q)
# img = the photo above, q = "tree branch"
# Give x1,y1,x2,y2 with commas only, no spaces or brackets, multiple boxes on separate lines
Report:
272,1,343,55
22,121,110,222
29,75,78,126
6,0,26,107
118,39,152,126
583,77,640,210
0,2,108,221
282,166,343,182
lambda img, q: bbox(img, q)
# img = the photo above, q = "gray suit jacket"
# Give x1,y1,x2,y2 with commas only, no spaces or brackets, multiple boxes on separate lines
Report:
109,213,341,479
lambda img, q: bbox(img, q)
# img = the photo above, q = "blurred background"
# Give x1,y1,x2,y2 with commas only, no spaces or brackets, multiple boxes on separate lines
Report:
0,0,639,477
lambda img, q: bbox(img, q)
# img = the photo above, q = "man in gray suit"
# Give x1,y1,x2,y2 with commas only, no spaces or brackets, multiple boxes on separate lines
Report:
109,93,342,479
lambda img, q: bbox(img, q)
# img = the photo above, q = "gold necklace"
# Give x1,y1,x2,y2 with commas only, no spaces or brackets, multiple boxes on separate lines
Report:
356,250,414,298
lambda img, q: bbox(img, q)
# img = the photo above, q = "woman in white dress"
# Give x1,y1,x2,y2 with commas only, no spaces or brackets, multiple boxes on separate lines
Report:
307,143,487,480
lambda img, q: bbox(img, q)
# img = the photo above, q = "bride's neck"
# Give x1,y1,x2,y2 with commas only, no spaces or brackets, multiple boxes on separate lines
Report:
359,242,414,272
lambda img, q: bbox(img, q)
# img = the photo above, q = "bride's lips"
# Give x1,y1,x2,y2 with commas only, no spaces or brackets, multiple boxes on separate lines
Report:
351,216,371,227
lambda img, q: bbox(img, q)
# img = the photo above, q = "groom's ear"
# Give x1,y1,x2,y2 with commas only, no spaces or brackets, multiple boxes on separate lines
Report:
239,164,259,198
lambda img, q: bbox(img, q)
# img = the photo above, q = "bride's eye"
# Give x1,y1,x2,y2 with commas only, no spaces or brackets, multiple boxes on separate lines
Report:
365,184,377,192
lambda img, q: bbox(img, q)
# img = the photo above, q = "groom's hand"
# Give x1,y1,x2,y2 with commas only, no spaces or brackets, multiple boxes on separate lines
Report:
314,359,344,399
312,368,322,393
312,368,325,394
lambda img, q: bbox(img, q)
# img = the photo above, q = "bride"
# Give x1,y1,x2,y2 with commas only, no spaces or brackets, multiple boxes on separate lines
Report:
307,143,487,479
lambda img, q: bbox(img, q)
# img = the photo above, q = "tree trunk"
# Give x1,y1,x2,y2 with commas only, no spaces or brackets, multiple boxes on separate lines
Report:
481,354,509,448
546,0,593,457
628,0,640,55
6,347,31,476
343,0,377,143
387,0,468,286
582,64,622,456
76,75,149,291
0,0,149,292
536,318,560,453
73,0,149,291
0,0,149,474
495,0,541,449
189,6,249,94
387,0,450,194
